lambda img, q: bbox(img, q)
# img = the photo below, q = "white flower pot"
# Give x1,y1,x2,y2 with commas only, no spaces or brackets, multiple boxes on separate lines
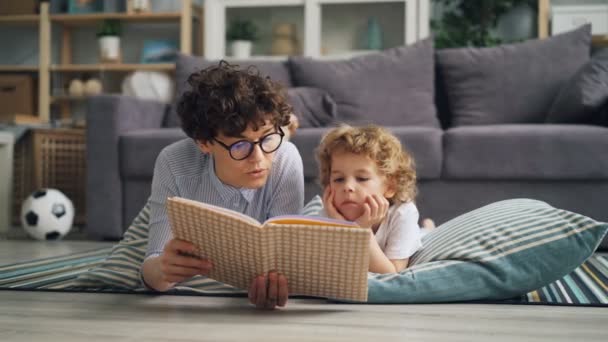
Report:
98,36,121,63
230,40,253,59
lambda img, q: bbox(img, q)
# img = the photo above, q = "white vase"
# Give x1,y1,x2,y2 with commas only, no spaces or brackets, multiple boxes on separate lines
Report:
98,36,121,63
230,40,253,59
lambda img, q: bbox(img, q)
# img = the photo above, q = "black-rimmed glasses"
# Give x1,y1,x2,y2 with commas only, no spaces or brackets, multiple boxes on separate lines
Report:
213,127,285,161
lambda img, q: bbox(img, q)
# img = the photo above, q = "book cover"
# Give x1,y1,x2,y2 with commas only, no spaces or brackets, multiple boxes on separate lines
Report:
166,196,370,302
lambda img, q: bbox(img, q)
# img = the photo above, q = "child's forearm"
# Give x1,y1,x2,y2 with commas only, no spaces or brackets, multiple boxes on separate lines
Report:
368,232,398,274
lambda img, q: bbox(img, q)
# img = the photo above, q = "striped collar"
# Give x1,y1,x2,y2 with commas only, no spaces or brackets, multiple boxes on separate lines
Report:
208,155,256,205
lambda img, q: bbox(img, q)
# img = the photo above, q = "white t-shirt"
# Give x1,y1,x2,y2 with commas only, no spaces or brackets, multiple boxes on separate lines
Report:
320,201,423,260
374,202,423,259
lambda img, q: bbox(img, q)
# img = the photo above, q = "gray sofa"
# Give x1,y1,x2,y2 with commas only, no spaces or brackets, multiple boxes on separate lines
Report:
86,25,608,249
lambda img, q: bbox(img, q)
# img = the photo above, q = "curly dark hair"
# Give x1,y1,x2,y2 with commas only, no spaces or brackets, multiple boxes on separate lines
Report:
177,60,292,142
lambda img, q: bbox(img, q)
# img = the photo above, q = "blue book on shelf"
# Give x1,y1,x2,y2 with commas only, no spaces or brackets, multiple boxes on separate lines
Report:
141,40,179,64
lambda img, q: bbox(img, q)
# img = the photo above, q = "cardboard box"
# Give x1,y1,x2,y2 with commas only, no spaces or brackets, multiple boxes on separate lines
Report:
0,0,39,15
0,75,35,123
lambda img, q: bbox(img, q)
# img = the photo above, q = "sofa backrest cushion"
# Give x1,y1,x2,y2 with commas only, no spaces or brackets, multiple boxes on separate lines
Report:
288,87,338,128
288,39,440,128
547,48,608,124
165,53,294,128
436,25,591,127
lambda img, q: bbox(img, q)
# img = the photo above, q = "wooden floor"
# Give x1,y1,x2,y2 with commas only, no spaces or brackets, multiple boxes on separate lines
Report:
0,240,607,342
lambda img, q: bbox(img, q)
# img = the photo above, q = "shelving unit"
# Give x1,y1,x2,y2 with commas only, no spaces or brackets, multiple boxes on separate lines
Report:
0,4,49,122
0,0,203,123
538,0,608,46
204,0,430,59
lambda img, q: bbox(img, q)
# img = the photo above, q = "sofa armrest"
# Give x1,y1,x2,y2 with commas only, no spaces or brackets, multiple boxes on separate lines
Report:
86,95,168,240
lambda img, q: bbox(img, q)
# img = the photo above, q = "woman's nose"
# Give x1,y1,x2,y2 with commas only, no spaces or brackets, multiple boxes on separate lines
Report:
247,144,264,162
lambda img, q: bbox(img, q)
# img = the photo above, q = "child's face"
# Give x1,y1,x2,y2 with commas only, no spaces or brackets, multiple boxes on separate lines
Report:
329,151,393,221
198,121,280,189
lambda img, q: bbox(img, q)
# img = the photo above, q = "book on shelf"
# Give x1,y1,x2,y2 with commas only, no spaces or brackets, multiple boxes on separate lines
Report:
166,196,371,302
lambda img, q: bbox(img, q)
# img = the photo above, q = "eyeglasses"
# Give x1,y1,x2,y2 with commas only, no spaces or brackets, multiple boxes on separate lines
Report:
212,127,285,161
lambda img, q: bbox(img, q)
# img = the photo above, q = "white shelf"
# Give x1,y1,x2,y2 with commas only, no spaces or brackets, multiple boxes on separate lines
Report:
204,0,430,59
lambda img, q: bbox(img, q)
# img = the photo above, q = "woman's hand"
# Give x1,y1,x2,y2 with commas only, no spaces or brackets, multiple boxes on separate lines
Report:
322,187,346,221
355,194,389,229
248,271,288,309
158,239,213,284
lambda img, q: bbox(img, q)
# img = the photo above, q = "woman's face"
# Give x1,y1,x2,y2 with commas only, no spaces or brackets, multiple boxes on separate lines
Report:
198,121,281,189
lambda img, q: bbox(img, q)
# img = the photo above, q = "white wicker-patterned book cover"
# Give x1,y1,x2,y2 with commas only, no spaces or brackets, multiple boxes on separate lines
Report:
167,197,370,302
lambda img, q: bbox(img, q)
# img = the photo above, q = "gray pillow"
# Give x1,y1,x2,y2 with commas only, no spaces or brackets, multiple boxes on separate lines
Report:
167,53,293,128
547,48,608,124
288,39,440,128
437,25,591,126
287,87,337,128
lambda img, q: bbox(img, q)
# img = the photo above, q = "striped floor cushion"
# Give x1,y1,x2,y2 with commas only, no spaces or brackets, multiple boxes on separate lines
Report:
367,199,608,303
0,247,606,305
6,197,604,305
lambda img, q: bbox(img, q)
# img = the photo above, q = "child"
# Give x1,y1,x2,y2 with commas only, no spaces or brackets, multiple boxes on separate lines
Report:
316,125,433,274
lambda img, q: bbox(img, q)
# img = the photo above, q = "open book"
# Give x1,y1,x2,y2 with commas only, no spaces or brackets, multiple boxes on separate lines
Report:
166,197,370,302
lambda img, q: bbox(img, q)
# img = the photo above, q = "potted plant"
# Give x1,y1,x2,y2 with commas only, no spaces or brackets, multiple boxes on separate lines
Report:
97,19,122,63
226,19,258,58
431,0,536,48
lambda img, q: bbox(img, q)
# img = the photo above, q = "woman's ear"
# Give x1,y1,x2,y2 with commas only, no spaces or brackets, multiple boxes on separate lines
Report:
196,140,212,154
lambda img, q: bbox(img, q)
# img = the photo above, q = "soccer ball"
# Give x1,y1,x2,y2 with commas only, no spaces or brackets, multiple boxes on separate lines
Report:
21,188,74,240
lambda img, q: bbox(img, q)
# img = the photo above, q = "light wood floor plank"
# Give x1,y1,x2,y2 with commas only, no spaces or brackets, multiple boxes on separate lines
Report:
0,241,606,341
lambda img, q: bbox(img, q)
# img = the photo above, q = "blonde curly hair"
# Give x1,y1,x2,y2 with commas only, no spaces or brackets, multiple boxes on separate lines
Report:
316,125,417,204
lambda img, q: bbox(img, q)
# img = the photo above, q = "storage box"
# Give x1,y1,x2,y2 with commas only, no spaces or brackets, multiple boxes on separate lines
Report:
0,75,35,123
552,4,608,35
13,128,87,225
0,0,39,15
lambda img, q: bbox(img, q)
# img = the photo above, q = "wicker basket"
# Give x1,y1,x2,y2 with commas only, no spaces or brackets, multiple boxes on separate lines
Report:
13,128,86,225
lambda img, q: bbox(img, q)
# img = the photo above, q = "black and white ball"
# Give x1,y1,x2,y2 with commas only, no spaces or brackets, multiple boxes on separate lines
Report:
21,188,74,240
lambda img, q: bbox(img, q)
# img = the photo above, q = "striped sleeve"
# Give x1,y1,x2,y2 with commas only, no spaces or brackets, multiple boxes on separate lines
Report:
146,149,178,258
267,141,305,218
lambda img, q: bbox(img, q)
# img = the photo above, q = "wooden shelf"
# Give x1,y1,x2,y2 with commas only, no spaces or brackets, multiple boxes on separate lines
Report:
0,65,39,72
50,12,196,27
50,63,175,72
0,14,39,26
50,95,87,103
592,35,608,47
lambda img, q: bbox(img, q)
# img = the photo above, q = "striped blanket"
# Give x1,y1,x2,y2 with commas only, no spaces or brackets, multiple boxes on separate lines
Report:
0,247,606,305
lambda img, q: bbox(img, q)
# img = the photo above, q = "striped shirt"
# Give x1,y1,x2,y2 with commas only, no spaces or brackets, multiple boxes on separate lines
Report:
146,138,305,258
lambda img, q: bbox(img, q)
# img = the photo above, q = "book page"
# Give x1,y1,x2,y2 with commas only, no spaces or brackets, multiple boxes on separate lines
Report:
167,197,268,291
170,197,262,227
265,215,359,228
167,197,371,302
270,224,370,302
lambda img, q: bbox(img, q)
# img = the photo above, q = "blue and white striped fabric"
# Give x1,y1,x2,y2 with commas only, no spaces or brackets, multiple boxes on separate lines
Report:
69,197,608,304
367,199,608,303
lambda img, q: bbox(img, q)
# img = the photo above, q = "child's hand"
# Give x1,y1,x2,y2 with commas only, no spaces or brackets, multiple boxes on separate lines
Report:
322,187,346,221
355,194,389,229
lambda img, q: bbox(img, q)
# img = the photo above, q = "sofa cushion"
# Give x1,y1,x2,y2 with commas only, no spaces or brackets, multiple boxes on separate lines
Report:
287,87,338,128
120,128,186,179
288,39,440,128
291,126,443,180
547,48,608,124
166,53,294,128
443,124,608,180
436,25,591,126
